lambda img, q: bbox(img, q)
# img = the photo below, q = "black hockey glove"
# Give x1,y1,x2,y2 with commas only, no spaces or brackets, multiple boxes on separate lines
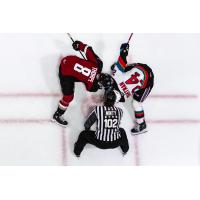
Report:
72,41,84,51
120,43,129,56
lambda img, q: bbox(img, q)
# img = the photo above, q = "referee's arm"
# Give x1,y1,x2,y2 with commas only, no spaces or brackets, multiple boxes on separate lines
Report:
84,108,97,130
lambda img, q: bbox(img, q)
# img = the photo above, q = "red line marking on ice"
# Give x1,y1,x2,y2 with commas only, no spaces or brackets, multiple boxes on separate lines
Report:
149,94,198,99
0,93,197,99
133,136,140,166
0,119,51,123
0,93,60,98
128,55,141,166
0,118,200,125
61,128,67,166
147,119,200,124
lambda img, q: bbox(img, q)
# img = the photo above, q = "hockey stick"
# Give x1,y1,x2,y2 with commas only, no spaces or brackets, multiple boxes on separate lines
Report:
127,33,133,44
67,33,86,60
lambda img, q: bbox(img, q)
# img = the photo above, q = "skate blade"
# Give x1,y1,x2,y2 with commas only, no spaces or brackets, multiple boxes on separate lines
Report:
131,129,148,136
51,118,68,128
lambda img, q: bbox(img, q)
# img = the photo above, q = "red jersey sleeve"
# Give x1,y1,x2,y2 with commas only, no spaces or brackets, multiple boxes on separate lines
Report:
79,43,103,72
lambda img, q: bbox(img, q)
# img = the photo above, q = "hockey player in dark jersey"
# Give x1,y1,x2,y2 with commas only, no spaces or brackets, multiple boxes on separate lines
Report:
74,90,129,157
52,40,104,127
111,43,154,135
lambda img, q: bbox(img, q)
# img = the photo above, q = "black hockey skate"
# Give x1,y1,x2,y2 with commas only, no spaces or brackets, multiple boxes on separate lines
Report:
52,112,68,127
131,121,147,135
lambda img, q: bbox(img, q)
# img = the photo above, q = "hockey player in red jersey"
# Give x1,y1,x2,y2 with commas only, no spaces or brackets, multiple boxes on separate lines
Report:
52,40,104,127
111,43,154,135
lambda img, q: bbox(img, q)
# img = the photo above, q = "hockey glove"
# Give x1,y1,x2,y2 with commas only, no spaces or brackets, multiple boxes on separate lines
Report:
72,41,85,51
120,43,129,56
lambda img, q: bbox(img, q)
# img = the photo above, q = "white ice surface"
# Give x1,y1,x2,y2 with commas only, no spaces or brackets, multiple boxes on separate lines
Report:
0,33,200,165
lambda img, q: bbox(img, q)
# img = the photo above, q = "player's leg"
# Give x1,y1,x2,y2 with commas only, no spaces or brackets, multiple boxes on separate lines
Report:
131,85,153,135
52,72,75,127
119,128,129,155
74,130,96,157
74,130,88,157
52,93,74,127
84,131,120,150
131,99,147,135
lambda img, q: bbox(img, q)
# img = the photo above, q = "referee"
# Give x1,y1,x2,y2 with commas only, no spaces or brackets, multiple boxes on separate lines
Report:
74,90,129,157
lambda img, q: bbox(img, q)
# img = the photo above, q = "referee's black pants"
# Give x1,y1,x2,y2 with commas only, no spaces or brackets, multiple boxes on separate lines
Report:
74,128,129,156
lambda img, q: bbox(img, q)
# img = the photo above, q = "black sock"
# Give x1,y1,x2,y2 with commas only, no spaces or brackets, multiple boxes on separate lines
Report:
55,107,66,116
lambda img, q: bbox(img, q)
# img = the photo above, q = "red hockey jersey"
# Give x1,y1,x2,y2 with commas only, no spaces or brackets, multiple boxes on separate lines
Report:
60,44,102,91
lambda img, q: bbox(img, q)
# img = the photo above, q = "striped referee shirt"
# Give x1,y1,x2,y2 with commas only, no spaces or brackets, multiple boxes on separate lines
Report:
84,106,123,142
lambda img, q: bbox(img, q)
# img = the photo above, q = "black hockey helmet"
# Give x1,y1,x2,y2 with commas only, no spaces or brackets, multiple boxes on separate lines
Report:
97,73,114,89
104,90,116,106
